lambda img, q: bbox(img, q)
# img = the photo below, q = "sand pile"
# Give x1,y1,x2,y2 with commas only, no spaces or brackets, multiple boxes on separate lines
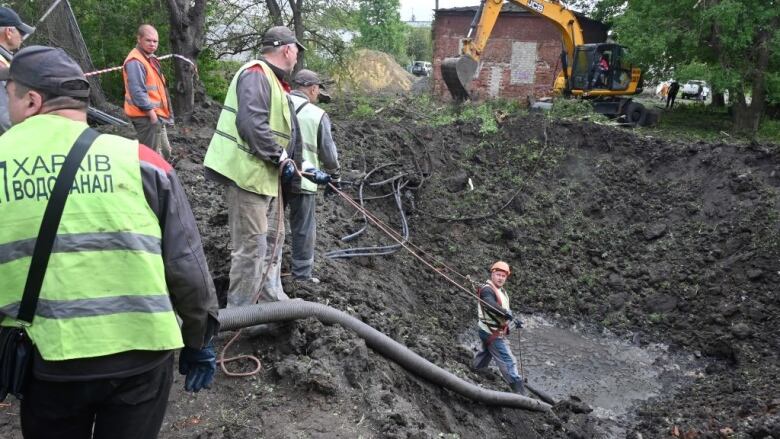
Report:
334,49,414,95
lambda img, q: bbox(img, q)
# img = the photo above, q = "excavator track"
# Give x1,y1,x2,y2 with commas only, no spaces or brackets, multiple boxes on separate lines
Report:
441,56,478,102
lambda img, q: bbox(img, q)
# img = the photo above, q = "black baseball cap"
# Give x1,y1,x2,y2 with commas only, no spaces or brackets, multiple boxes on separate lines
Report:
0,46,90,98
293,69,325,88
261,26,306,52
0,7,33,35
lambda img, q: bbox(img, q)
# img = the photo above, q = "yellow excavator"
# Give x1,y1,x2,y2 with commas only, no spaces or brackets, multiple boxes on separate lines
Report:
441,0,654,126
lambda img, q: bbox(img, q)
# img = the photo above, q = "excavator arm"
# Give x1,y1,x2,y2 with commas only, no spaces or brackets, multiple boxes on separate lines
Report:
442,0,586,101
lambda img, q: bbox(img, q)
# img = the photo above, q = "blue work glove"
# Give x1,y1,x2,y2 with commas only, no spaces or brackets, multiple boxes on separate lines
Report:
304,168,331,185
281,161,295,183
178,342,216,392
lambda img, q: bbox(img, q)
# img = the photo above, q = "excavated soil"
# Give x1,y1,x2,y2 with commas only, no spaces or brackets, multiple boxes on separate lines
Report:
1,99,779,438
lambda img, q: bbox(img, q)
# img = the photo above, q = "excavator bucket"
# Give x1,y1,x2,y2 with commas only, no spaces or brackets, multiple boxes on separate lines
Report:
441,55,478,102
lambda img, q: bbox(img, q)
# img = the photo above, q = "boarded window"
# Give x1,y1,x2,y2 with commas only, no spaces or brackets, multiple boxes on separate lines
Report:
510,42,537,85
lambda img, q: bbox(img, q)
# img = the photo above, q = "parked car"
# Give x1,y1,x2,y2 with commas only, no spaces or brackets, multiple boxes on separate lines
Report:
411,61,432,77
681,80,709,100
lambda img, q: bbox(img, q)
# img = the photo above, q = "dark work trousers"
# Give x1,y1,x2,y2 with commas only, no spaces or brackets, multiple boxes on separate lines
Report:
283,189,317,279
130,117,172,160
666,90,679,109
20,355,174,439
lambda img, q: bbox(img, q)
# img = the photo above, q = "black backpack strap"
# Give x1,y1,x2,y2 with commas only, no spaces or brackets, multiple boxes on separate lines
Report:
17,127,101,324
295,101,309,115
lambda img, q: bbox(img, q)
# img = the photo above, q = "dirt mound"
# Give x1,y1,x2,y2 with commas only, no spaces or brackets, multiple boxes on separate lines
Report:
334,49,415,95
3,98,778,438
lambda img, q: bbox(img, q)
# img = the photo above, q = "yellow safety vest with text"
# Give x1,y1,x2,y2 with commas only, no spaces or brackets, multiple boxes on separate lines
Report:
0,114,183,360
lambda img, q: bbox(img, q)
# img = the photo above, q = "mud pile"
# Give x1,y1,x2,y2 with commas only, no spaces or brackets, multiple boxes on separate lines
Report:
334,49,415,95
2,99,778,438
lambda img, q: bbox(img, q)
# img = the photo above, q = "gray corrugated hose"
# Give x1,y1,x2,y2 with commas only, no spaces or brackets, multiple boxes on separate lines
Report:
218,300,552,412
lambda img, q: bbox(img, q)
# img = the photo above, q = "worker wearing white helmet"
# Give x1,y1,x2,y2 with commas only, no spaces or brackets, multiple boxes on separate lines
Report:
472,260,527,395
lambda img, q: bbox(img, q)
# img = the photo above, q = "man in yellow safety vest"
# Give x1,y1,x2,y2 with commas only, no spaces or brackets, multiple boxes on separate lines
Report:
204,26,305,325
285,69,341,283
0,45,219,438
0,6,32,134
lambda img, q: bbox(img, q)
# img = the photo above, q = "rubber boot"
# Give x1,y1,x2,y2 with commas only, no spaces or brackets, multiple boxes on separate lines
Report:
511,380,527,396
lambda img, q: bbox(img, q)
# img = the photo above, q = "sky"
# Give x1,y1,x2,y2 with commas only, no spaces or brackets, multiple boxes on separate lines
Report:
399,0,479,22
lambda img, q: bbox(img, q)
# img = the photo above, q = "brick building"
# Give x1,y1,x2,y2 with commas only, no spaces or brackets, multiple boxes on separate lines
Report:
432,4,607,102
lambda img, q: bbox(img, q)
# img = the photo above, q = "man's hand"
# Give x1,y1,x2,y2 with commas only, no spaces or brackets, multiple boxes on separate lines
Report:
513,319,524,330
304,168,331,185
178,342,216,392
147,110,158,125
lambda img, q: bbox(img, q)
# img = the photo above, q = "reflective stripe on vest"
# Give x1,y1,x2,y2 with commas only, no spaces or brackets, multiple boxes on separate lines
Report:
289,94,325,193
122,48,171,119
0,114,183,361
477,280,511,334
203,60,292,196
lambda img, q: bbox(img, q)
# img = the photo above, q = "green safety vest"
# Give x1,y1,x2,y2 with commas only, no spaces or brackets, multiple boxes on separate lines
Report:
0,114,183,361
204,60,292,196
477,280,511,334
289,94,325,193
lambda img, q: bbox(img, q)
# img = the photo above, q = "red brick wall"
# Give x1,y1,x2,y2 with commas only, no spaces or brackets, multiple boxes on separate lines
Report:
432,12,562,103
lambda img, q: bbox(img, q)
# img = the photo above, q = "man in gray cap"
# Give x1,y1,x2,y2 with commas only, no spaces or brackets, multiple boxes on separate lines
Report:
285,69,340,283
204,26,309,321
0,6,33,133
0,46,219,437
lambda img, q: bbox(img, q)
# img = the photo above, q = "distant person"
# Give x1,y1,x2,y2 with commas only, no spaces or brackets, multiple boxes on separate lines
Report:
592,53,610,88
0,6,33,133
667,80,680,109
285,69,341,283
123,24,173,159
0,46,218,439
204,26,305,323
472,261,527,395
659,82,670,101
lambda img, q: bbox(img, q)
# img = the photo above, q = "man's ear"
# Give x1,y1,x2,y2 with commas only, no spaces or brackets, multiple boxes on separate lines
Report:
24,89,45,117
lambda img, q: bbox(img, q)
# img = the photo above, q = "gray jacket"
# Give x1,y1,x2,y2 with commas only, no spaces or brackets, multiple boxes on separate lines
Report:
124,47,173,123
206,59,302,185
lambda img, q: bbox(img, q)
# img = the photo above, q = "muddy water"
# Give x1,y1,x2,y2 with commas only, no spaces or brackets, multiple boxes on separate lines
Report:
468,315,701,436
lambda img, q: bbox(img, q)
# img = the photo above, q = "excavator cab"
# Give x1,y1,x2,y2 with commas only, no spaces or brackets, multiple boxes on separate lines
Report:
570,44,636,93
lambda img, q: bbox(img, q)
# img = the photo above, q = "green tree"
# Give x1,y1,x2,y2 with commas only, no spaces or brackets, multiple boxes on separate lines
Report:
405,25,432,62
12,0,169,103
593,0,779,136
353,0,406,62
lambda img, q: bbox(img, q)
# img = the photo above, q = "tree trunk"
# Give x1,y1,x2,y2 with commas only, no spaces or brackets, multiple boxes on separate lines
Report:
166,0,207,125
290,0,305,72
732,25,771,136
265,0,284,26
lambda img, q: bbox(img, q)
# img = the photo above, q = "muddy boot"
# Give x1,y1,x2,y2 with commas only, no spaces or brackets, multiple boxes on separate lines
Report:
511,380,527,396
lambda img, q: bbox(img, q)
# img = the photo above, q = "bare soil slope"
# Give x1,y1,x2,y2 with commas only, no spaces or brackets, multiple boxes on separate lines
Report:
2,100,778,438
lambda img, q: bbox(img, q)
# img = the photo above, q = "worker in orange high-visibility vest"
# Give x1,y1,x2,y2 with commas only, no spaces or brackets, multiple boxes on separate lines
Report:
123,24,173,159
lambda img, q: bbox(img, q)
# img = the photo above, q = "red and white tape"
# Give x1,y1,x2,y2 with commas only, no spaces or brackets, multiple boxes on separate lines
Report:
84,54,198,77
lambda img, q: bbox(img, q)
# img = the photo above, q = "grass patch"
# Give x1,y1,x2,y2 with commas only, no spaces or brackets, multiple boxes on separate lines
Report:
639,100,780,143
